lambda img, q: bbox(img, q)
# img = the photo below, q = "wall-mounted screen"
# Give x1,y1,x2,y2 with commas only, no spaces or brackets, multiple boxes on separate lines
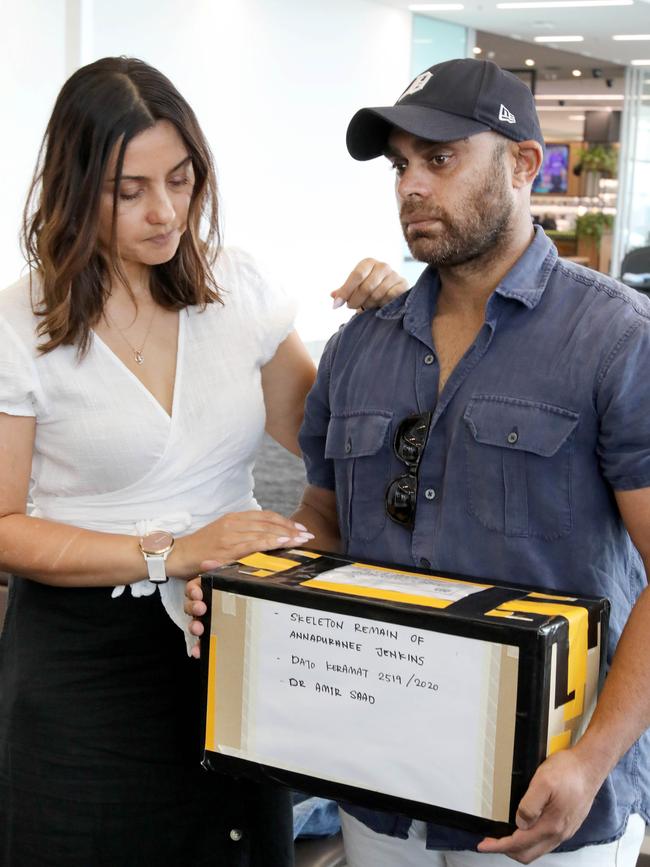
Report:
532,144,570,195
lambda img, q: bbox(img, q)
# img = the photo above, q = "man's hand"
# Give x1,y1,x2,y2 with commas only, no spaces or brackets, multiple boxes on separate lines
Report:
331,258,408,310
477,747,605,863
185,576,206,658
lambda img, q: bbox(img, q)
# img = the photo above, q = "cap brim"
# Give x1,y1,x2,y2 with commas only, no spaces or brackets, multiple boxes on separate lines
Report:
346,105,492,160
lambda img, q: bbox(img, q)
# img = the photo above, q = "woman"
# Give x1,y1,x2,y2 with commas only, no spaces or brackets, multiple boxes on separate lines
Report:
0,56,405,867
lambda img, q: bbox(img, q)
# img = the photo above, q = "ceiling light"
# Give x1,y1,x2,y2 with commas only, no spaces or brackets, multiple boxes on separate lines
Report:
525,58,536,66
536,93,623,99
612,35,650,41
498,0,631,7
534,35,584,42
569,114,586,120
631,59,650,65
572,69,582,76
473,46,482,54
536,106,605,111
408,3,464,9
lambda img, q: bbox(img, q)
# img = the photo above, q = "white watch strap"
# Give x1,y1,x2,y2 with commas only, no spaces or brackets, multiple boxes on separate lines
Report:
145,554,168,583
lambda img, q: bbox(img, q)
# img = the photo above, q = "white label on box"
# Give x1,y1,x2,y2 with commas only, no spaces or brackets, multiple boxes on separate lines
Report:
209,594,519,822
310,564,487,603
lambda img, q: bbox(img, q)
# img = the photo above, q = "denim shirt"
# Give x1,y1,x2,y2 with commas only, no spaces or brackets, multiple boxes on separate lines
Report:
299,227,650,851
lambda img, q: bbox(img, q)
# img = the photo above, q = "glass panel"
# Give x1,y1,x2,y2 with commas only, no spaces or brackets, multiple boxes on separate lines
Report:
611,68,650,277
411,15,468,77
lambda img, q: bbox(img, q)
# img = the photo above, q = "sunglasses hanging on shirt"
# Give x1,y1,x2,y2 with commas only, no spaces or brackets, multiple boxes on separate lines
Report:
385,411,432,529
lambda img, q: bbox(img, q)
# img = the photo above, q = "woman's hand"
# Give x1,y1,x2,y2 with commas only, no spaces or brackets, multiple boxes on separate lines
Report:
168,510,313,579
331,259,408,311
179,510,314,659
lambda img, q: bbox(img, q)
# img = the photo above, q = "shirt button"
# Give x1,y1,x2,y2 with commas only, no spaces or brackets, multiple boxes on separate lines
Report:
419,558,431,568
425,488,436,500
229,829,243,842
424,354,435,365
507,431,518,444
345,438,352,454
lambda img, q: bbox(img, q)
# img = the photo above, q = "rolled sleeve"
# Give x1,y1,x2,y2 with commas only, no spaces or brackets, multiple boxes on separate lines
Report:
597,317,650,491
298,333,339,491
224,247,297,367
0,318,38,417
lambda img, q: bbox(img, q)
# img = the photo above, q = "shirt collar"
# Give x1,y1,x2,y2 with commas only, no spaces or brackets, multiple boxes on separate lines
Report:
375,266,438,349
375,225,558,328
494,225,558,310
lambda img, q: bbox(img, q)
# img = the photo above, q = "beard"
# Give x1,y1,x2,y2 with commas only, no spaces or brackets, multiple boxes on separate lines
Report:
400,148,514,269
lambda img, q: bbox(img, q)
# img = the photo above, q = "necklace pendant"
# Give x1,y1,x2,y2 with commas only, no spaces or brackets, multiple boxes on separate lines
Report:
134,350,144,365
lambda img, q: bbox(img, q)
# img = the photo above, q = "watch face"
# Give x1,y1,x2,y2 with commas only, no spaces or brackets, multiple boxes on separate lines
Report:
141,530,174,555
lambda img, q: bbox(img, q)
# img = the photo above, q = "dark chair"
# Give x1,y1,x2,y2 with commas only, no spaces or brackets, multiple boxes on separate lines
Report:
620,245,650,294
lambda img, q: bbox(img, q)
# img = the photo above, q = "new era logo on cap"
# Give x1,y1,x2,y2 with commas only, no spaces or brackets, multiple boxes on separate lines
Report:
499,104,516,124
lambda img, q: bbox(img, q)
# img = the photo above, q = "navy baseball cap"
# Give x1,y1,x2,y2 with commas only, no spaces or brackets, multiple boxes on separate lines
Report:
346,58,545,160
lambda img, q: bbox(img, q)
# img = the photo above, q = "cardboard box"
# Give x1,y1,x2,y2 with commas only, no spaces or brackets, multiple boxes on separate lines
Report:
200,550,608,836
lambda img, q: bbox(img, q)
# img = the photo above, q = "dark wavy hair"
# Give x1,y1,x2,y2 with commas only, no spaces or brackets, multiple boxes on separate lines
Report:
22,56,222,355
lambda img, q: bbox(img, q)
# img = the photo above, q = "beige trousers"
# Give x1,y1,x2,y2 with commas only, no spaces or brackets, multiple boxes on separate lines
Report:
340,810,646,867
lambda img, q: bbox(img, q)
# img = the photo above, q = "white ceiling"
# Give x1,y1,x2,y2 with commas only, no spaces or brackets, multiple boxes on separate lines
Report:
373,0,650,139
473,30,626,138
375,0,650,66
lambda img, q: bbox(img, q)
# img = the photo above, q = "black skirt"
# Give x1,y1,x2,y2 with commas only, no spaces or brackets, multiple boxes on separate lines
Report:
0,577,294,867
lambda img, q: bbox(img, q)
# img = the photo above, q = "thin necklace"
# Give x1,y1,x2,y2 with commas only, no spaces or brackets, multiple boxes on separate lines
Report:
105,303,158,365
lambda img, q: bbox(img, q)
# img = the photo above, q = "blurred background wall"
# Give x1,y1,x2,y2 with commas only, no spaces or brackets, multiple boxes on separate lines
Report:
0,0,414,342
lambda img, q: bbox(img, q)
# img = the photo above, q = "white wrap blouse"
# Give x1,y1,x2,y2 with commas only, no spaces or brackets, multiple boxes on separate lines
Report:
0,247,296,650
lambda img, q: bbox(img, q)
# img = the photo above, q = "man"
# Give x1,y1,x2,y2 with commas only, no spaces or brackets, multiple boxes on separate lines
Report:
296,59,650,865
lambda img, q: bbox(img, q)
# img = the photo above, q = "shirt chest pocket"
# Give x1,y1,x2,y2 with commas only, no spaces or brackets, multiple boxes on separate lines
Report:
325,412,393,544
463,396,579,540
